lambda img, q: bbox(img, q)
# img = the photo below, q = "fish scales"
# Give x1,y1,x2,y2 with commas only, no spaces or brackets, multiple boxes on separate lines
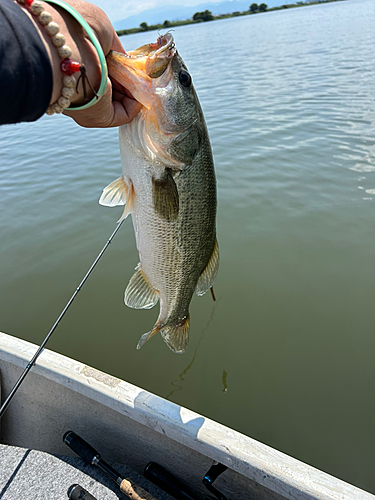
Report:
100,34,219,353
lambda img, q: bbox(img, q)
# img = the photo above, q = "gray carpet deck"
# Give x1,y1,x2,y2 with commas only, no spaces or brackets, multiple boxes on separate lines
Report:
0,444,175,500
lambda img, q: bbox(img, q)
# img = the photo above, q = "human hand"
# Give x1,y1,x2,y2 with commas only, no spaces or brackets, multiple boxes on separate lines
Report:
17,0,141,126
60,0,142,127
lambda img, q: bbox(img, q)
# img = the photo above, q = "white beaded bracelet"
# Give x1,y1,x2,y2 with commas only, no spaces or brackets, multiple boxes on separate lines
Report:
16,0,108,115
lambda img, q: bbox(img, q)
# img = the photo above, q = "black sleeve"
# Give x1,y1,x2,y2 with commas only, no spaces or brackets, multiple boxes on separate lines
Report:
0,0,53,125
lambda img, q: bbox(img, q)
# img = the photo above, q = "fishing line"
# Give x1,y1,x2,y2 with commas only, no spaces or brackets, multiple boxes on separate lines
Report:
0,219,124,419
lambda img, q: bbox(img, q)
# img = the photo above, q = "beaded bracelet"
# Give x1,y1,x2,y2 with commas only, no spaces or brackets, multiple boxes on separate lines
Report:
16,0,108,115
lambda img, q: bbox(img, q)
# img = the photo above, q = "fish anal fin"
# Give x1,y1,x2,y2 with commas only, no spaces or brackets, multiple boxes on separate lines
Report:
118,181,135,222
137,315,190,354
99,177,129,207
152,168,179,222
136,324,160,350
196,238,219,296
124,263,158,309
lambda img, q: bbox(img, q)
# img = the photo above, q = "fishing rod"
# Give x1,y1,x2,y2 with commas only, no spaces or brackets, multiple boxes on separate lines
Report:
64,431,229,500
64,431,158,500
68,484,98,500
145,462,229,500
0,220,124,420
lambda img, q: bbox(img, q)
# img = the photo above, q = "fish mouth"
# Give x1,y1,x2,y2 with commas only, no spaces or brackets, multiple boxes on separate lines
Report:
108,33,176,83
126,32,175,65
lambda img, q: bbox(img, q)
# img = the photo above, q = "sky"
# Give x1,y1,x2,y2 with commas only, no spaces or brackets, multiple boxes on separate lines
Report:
89,0,219,23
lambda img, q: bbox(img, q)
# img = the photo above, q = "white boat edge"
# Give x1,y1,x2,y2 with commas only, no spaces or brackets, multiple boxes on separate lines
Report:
0,330,373,500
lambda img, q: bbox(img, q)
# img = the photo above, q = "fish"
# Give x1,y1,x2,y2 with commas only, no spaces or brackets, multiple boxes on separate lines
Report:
100,33,218,354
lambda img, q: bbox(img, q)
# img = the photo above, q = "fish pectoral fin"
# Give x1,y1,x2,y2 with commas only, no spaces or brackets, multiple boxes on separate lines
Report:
195,237,219,296
152,168,179,222
137,315,190,354
124,263,158,309
99,177,129,207
117,181,135,222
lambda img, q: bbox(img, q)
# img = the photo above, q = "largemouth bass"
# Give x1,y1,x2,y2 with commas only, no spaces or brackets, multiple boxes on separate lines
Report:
100,33,218,353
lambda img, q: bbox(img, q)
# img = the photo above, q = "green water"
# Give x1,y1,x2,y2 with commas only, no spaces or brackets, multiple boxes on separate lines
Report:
1,0,375,493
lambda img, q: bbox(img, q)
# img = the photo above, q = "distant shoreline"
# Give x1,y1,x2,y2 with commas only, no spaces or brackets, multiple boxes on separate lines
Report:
116,0,345,37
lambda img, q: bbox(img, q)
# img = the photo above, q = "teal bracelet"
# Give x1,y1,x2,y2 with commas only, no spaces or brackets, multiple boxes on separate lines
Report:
43,0,108,111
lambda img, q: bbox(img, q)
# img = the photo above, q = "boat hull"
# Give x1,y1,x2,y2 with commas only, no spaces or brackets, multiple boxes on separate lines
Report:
0,331,373,500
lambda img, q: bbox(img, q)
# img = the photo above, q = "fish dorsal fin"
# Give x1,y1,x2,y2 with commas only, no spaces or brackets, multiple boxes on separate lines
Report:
99,177,129,207
152,168,179,221
195,237,219,296
124,263,158,309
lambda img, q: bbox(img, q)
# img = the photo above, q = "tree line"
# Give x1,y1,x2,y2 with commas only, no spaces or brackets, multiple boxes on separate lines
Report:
116,0,344,36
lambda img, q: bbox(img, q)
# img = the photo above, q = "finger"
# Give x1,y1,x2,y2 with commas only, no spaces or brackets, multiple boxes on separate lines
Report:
64,78,141,128
111,77,126,94
112,88,126,101
112,87,137,103
63,80,113,127
110,76,138,101
110,98,143,127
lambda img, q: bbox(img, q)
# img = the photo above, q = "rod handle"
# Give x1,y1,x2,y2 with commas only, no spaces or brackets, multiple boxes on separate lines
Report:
67,484,98,500
144,462,198,500
63,431,99,464
120,478,158,500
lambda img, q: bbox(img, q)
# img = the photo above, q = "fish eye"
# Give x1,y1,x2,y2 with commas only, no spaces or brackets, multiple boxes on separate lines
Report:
179,70,191,88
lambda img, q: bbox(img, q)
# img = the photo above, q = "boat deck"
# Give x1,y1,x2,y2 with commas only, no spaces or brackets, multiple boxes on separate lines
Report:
0,444,174,500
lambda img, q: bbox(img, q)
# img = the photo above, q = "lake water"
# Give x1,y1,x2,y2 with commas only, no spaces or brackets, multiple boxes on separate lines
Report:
1,0,375,493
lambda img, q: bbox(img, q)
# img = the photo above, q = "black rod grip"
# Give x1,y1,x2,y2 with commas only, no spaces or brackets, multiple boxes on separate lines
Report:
144,462,199,500
67,484,98,500
204,463,228,483
63,431,100,464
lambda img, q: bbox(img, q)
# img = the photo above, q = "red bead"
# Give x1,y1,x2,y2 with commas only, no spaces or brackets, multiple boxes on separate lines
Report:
25,0,33,6
60,59,81,76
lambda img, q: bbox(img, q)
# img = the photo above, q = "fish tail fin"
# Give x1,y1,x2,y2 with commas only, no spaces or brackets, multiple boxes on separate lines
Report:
136,315,190,354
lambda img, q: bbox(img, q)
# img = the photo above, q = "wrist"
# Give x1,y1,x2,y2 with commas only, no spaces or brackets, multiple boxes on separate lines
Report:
55,2,101,106
16,0,102,111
